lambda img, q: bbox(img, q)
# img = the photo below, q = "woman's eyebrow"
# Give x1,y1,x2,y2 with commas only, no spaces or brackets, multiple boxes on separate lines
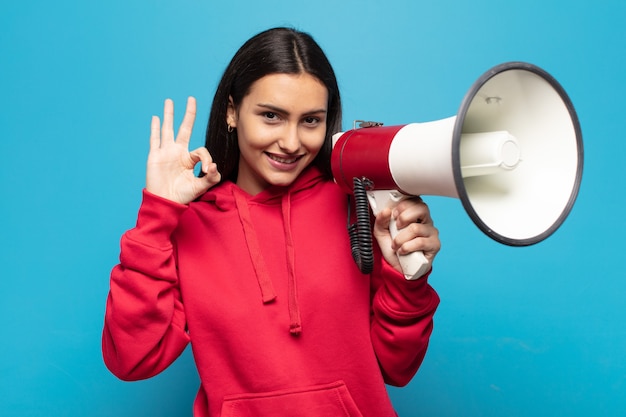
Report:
256,102,327,115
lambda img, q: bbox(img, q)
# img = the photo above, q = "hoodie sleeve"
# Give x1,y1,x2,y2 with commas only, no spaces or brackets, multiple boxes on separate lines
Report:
370,253,440,387
102,189,190,381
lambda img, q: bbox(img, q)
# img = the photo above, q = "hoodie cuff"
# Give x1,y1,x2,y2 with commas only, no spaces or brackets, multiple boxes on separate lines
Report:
127,189,189,247
376,260,439,317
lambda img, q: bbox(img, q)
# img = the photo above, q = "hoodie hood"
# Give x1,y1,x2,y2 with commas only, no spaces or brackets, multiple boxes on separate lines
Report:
198,165,324,208
198,166,327,335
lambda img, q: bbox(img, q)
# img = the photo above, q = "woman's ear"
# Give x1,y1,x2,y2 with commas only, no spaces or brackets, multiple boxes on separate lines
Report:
226,96,237,128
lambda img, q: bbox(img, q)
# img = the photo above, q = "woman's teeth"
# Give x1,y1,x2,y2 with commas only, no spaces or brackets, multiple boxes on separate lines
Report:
268,154,299,164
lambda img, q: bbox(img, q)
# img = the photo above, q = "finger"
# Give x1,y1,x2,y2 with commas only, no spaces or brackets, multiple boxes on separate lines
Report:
397,238,440,260
161,98,175,143
396,224,440,256
189,147,213,173
149,115,161,149
200,166,221,187
190,148,221,186
394,201,431,229
393,221,430,247
177,96,197,146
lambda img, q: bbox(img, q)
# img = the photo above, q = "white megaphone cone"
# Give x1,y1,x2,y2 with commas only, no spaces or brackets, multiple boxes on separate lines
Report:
331,62,583,280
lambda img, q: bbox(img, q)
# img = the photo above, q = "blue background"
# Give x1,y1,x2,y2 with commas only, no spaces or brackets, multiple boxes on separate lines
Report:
1,0,624,416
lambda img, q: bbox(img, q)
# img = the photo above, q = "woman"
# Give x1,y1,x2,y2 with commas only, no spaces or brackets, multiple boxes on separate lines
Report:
103,27,440,417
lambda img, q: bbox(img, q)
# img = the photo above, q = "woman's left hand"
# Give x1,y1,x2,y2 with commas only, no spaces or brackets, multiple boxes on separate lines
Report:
372,197,441,275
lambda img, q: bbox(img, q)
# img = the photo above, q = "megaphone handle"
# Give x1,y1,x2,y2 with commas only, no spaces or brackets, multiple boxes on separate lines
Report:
389,214,432,281
366,189,431,280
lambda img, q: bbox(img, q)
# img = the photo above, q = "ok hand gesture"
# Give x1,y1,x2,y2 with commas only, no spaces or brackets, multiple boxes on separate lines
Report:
146,97,221,204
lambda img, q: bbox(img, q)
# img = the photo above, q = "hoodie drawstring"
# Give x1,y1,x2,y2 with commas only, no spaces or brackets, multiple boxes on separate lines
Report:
232,189,302,336
282,193,302,336
233,191,277,304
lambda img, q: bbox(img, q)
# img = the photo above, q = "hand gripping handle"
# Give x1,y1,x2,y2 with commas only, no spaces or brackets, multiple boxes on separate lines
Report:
367,190,431,280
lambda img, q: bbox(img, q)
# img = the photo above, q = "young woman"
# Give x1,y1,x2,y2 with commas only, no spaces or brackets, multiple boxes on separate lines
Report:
103,27,440,417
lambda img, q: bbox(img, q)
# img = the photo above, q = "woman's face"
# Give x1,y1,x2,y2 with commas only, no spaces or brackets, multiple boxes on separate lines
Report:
227,73,328,195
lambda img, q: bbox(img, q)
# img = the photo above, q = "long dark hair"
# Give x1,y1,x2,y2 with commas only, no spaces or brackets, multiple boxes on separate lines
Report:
205,27,342,183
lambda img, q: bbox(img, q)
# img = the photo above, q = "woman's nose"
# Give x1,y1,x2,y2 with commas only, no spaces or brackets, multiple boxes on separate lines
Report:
278,125,301,153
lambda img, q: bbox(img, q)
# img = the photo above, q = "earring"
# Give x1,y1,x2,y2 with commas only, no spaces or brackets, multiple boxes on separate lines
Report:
227,123,234,133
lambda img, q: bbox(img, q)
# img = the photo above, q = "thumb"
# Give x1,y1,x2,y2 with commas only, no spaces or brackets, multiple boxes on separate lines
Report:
198,163,221,187
373,207,392,239
187,165,221,199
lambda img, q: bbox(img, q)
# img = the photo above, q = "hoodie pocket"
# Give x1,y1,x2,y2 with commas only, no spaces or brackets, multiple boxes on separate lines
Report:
221,380,364,417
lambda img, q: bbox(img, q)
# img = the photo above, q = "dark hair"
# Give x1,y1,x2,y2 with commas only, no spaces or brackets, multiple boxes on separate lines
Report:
205,27,342,182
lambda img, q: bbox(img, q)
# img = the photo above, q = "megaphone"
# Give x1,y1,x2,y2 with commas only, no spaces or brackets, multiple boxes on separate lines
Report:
331,62,583,279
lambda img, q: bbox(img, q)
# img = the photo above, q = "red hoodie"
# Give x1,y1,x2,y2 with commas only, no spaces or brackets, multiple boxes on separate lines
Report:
103,166,439,417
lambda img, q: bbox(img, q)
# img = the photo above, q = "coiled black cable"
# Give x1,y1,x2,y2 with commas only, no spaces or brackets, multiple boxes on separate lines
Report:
347,177,374,274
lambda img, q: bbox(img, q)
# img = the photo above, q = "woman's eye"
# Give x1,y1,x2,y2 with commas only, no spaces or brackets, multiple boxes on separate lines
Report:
303,116,320,125
264,112,278,120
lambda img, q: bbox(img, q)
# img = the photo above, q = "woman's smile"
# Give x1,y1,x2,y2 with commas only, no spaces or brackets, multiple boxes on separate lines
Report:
265,151,305,167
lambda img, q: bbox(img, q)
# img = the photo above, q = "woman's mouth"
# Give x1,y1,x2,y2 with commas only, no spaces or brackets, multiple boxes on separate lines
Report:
266,152,303,165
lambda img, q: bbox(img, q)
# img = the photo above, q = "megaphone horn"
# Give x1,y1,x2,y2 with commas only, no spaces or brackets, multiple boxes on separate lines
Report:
331,62,584,279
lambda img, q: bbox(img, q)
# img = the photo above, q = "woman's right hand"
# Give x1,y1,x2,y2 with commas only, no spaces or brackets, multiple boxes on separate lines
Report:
146,97,221,204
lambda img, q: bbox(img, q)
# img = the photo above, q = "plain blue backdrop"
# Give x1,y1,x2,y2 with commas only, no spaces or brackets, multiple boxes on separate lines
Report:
1,0,624,416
